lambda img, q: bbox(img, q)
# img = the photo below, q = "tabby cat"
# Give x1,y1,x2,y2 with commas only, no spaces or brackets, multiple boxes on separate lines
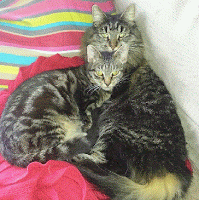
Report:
81,4,144,70
0,44,129,168
73,4,193,200
74,60,192,200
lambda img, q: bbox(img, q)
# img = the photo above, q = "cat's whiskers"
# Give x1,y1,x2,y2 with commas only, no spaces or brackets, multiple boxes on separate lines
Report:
129,46,143,52
85,85,95,94
130,42,144,47
85,84,100,95
119,74,130,84
91,85,100,94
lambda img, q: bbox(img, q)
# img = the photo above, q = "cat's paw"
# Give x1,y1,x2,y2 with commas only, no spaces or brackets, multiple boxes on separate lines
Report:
73,152,107,164
82,122,92,132
73,153,91,163
81,115,92,132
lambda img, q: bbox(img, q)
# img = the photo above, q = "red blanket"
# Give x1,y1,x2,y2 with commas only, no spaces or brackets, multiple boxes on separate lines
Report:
0,54,109,200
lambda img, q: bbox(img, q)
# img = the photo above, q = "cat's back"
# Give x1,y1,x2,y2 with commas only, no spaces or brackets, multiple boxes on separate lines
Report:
0,68,82,123
100,62,186,147
129,63,184,137
0,66,93,167
127,61,175,112
96,61,188,177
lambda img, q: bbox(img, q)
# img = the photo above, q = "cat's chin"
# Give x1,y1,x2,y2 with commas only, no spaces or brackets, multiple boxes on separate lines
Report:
101,86,113,92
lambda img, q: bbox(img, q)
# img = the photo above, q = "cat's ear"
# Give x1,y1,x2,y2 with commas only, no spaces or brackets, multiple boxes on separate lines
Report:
120,4,135,25
92,5,107,27
113,44,129,64
87,45,101,63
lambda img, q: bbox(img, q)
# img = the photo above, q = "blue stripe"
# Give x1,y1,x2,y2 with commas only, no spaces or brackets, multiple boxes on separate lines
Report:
0,21,92,31
0,53,37,65
0,0,7,4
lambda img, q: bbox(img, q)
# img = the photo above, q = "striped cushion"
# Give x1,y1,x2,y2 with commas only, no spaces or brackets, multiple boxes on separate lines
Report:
0,0,115,90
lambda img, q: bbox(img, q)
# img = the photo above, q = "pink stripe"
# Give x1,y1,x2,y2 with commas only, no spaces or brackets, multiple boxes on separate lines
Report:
0,31,84,47
0,0,115,20
0,42,80,51
0,79,12,85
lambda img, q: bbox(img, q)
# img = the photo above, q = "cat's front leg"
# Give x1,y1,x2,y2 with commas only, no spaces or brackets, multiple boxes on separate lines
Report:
73,139,107,164
81,103,96,132
81,92,111,132
81,113,92,132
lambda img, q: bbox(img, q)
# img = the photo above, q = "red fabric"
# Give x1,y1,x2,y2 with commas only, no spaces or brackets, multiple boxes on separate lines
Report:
185,159,193,175
0,54,109,200
0,31,84,47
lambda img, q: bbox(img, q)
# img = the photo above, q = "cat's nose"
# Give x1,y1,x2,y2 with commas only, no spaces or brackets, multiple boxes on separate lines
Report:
109,39,118,50
110,42,117,50
104,78,111,86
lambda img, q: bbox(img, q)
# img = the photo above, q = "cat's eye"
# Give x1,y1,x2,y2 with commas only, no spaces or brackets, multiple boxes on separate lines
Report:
119,33,125,38
118,25,125,33
104,26,108,33
102,33,108,38
96,71,103,76
112,71,119,76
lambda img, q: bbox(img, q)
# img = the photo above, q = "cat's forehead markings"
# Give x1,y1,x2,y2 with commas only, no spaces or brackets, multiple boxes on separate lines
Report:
105,21,118,30
115,21,118,29
105,14,121,30
101,51,114,61
109,22,113,29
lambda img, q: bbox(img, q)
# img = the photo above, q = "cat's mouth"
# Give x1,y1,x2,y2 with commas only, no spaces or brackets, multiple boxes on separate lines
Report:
101,85,113,92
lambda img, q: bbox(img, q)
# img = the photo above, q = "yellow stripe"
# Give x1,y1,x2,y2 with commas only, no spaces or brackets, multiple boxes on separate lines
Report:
0,12,92,27
0,85,8,89
0,65,19,75
0,0,33,11
13,0,34,7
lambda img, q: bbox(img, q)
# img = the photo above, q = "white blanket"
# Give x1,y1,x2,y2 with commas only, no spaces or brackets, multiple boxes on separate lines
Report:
115,0,199,169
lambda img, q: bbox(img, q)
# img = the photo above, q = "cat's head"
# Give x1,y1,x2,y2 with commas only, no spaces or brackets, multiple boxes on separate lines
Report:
91,4,141,51
86,44,129,92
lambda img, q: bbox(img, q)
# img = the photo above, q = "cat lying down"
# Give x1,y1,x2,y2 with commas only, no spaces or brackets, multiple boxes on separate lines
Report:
73,4,193,200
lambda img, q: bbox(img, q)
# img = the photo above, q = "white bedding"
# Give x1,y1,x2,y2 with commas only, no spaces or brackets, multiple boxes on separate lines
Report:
114,0,199,169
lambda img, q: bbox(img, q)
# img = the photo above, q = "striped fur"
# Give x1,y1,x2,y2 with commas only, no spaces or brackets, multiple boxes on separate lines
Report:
74,61,192,199
81,4,144,72
78,163,188,200
74,4,192,199
0,44,129,167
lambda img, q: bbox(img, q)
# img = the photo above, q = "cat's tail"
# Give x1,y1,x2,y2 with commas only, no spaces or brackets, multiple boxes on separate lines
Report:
77,162,191,200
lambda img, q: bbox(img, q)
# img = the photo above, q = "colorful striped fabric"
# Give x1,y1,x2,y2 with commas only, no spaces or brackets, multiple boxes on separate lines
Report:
0,0,115,90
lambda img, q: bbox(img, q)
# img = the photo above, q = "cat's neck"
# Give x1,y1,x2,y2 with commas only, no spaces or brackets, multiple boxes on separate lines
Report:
129,59,152,89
